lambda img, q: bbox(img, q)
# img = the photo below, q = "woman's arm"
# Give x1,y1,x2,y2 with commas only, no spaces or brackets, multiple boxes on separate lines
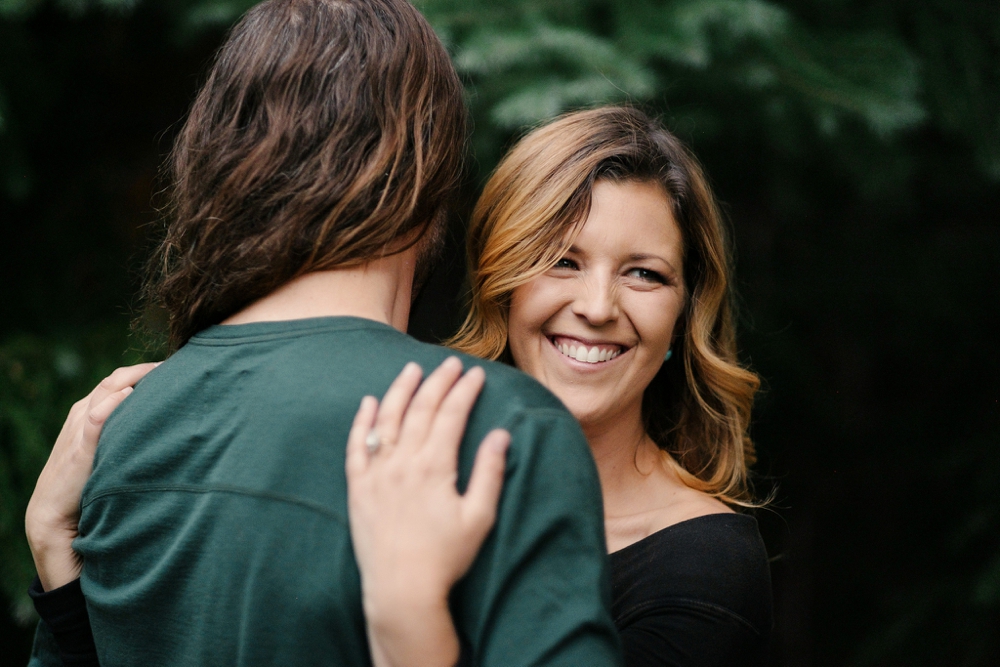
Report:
25,363,157,667
345,358,509,667
26,363,158,591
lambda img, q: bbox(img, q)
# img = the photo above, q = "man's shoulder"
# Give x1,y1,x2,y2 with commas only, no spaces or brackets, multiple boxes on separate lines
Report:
342,328,570,419
383,338,592,475
115,320,574,439
180,318,558,406
453,352,566,414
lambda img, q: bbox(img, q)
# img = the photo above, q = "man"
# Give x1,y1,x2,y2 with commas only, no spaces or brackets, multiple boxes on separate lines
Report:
28,0,621,664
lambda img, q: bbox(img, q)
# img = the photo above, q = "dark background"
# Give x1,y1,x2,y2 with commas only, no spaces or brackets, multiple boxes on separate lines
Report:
1,0,998,664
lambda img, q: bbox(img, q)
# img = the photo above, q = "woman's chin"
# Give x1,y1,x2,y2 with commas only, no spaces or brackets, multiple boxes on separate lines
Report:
561,398,624,434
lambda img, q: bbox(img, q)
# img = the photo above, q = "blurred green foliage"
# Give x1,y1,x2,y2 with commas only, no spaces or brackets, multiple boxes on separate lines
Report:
428,0,929,164
0,0,998,664
0,327,146,624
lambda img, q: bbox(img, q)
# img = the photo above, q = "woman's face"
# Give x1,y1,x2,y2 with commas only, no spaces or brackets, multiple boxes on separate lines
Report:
508,179,687,431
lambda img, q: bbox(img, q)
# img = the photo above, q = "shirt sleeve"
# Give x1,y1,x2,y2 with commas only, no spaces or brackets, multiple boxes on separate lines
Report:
453,408,623,667
27,576,100,667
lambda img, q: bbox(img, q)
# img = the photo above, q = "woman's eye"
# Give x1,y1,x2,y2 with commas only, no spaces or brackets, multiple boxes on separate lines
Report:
554,258,578,270
628,268,666,283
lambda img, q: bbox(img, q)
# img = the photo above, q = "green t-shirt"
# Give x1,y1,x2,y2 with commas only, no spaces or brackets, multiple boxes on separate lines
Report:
30,317,622,666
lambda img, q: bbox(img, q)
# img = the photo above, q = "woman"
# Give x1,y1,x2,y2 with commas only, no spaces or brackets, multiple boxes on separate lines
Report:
27,106,771,665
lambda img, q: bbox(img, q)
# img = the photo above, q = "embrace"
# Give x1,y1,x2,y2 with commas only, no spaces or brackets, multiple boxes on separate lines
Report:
25,0,772,665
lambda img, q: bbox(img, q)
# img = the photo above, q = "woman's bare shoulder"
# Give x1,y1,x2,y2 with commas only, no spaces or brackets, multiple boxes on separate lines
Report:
606,470,734,553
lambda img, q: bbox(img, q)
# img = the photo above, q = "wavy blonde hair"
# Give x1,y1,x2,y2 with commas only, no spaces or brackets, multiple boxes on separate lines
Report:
449,106,761,505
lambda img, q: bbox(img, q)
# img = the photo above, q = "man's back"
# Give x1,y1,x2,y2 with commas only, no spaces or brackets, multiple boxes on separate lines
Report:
73,317,621,665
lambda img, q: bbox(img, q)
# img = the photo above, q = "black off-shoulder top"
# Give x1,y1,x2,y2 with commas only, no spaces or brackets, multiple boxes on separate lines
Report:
610,513,772,667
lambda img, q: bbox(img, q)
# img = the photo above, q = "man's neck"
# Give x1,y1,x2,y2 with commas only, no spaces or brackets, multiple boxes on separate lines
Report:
222,248,417,332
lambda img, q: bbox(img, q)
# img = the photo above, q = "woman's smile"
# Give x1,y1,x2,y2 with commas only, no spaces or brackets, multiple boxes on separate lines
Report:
548,335,627,365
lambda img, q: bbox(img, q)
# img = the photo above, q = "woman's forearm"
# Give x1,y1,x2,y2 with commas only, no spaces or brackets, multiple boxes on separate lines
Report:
365,593,460,667
25,521,83,592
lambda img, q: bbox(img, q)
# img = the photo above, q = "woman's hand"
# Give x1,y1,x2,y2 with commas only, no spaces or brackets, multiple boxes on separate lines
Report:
346,357,510,667
25,362,159,591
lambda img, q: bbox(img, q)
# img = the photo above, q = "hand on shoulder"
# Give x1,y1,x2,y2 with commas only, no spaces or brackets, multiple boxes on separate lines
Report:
25,362,158,591
345,357,510,667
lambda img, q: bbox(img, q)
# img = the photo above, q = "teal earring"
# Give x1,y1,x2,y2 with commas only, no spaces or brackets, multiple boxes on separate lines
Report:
664,349,673,362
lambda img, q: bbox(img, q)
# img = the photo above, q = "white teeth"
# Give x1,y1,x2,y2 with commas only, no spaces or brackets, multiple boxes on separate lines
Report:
555,341,621,364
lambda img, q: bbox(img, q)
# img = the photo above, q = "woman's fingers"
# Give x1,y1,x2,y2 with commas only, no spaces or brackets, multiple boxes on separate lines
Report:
397,357,465,451
79,387,134,461
461,429,510,540
68,362,159,461
424,366,485,462
88,362,159,411
353,358,472,466
346,396,378,478
372,363,423,451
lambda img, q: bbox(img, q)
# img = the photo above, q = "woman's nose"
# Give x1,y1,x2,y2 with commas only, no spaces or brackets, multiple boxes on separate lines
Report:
570,278,619,325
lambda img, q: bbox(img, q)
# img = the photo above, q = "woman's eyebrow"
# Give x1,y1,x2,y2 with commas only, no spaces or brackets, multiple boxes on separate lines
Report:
565,246,680,273
627,252,665,263
628,252,679,272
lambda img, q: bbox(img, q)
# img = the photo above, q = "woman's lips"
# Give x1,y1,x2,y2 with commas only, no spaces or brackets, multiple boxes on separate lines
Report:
549,335,625,364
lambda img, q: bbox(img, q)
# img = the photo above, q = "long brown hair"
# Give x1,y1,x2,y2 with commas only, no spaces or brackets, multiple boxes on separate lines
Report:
449,106,761,505
147,0,466,348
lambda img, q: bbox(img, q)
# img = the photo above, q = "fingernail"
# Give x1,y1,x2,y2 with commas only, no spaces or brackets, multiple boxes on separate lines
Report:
122,386,134,396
